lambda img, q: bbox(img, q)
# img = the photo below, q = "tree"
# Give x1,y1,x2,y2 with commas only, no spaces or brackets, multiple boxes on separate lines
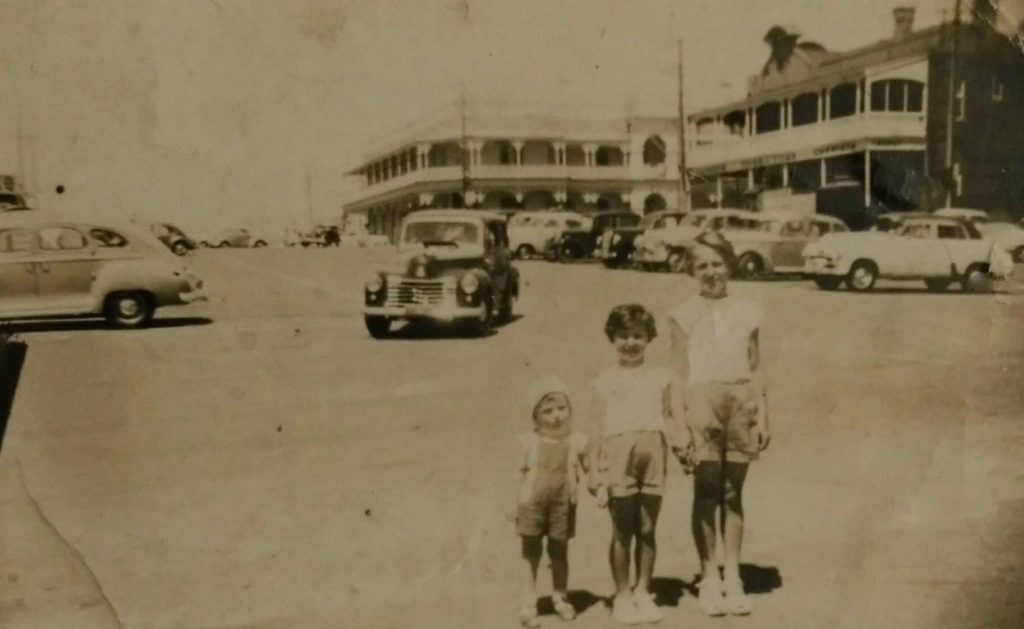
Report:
761,26,828,76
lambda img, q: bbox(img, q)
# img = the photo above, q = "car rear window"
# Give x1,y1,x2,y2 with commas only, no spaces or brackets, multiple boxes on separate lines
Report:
90,228,130,247
39,227,88,250
0,229,32,253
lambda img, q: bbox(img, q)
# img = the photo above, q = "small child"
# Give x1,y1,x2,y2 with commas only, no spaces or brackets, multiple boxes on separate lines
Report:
514,377,589,627
589,304,673,624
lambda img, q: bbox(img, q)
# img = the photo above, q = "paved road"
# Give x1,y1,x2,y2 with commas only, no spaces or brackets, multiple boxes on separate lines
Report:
1,248,1023,628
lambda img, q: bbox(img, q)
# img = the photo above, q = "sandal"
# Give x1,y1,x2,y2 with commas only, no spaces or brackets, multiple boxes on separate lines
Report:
552,593,577,621
520,602,541,628
723,577,752,616
697,575,726,617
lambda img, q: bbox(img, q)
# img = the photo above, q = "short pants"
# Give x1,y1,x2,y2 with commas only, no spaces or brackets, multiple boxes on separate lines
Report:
599,430,667,498
516,499,576,539
685,381,761,463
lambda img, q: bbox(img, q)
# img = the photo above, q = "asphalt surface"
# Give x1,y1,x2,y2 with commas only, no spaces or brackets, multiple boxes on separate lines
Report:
1,247,1023,629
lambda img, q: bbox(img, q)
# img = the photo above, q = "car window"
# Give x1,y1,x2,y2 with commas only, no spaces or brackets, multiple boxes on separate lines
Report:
900,224,931,239
39,226,88,251
937,223,966,240
0,229,32,254
90,228,129,248
509,215,532,227
780,220,807,237
543,219,560,228
565,220,582,229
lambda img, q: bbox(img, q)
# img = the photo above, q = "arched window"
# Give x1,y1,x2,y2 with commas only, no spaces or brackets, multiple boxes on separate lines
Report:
755,101,782,134
870,79,924,113
643,136,666,166
643,193,667,214
791,92,819,126
829,83,857,119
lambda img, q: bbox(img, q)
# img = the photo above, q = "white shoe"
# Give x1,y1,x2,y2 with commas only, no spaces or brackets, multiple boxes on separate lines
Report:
632,589,662,623
612,592,642,625
697,575,726,617
723,577,753,615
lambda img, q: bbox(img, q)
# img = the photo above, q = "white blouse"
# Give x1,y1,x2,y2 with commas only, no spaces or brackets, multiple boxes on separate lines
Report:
670,295,762,386
592,364,671,437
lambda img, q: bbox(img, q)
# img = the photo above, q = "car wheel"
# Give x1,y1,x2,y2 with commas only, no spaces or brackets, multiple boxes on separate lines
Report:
924,278,951,292
666,249,689,273
1012,246,1024,264
171,241,189,256
105,292,155,329
219,241,231,248
960,263,991,293
199,240,210,248
253,240,267,248
812,275,843,291
846,260,878,292
557,244,577,262
364,316,390,339
515,244,535,259
736,252,764,280
465,299,493,337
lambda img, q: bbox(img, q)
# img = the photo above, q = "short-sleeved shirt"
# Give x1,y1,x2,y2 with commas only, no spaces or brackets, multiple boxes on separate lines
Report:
671,295,762,386
592,364,672,437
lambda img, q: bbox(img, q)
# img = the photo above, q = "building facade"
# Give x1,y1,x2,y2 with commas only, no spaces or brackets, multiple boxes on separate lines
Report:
342,102,684,242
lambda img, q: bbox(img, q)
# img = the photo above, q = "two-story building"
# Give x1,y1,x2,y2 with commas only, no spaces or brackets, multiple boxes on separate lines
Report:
342,101,684,242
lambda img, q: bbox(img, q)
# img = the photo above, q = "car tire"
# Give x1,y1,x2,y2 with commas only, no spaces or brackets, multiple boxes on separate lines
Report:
666,249,689,273
812,275,843,291
846,260,878,292
557,244,578,262
924,278,951,292
364,316,390,339
515,244,535,260
253,240,267,248
171,241,189,256
1012,246,1024,264
105,292,155,329
960,263,991,293
736,252,764,280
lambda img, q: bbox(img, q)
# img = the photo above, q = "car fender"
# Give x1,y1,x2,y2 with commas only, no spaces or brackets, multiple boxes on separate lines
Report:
92,258,187,308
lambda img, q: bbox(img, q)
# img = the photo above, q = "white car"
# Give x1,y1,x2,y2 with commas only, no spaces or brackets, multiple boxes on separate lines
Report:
803,215,1010,292
933,208,1024,262
507,211,590,259
635,208,758,272
727,212,849,278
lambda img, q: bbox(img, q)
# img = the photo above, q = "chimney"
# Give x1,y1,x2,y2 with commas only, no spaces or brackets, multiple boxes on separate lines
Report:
893,6,916,41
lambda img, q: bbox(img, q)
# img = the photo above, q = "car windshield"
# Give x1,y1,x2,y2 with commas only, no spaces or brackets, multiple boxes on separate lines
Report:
402,221,480,247
759,220,782,233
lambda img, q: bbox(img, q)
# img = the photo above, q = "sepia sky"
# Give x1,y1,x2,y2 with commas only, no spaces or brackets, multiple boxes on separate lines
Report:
0,0,1016,233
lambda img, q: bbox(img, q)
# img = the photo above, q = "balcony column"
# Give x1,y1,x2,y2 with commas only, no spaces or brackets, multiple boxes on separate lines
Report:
864,150,871,207
553,141,566,165
864,81,873,116
417,143,430,169
583,143,597,167
782,164,789,188
824,89,831,120
621,143,631,166
784,99,791,129
512,140,524,166
747,169,755,190
469,141,483,166
855,81,862,114
715,176,723,209
745,108,753,137
820,158,827,186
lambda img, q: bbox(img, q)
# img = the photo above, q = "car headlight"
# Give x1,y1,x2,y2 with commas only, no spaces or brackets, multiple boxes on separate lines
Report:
459,273,480,294
365,274,384,293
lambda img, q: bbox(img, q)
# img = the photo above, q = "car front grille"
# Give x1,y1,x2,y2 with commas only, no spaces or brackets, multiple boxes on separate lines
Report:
385,279,453,306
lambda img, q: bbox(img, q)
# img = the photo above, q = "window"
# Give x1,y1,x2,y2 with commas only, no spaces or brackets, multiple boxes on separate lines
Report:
39,227,87,250
954,81,966,121
992,77,1005,103
791,93,819,126
0,229,32,253
565,220,582,229
937,223,966,239
900,224,931,239
829,83,857,119
642,136,666,166
90,228,129,247
869,80,924,113
780,220,807,237
755,101,782,134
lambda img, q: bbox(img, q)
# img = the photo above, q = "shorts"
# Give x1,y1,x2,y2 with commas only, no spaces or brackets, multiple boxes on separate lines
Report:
685,381,761,463
516,498,576,540
599,431,667,498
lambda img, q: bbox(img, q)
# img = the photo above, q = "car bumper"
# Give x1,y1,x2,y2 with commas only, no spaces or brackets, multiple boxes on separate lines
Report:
363,302,485,321
804,257,842,275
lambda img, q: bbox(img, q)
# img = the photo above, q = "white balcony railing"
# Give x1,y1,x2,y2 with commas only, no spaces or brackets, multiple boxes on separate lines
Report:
687,112,926,169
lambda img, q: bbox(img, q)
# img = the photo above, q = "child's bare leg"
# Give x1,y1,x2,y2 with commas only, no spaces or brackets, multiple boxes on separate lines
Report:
521,536,543,608
609,496,638,596
692,462,721,578
721,463,750,582
547,538,569,596
635,494,662,592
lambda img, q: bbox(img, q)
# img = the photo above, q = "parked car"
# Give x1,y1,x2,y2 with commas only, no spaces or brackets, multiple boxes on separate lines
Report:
975,221,1024,263
870,211,933,233
546,210,640,262
636,208,758,272
0,213,207,327
726,212,850,279
150,223,197,256
208,228,268,248
934,207,989,226
508,210,590,260
595,210,688,269
362,210,519,338
803,215,1009,292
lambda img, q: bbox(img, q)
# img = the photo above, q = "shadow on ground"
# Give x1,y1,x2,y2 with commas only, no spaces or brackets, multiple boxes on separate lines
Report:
649,564,782,607
536,590,605,617
0,316,213,334
374,314,524,341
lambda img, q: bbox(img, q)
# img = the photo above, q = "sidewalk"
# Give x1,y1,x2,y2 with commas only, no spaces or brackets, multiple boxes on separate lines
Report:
0,456,122,629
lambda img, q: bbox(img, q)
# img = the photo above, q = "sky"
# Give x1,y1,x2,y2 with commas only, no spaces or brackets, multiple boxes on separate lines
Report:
0,0,1016,235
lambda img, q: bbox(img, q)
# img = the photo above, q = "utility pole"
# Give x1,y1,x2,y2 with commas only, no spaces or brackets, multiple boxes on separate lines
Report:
943,0,963,208
460,84,470,208
677,39,691,212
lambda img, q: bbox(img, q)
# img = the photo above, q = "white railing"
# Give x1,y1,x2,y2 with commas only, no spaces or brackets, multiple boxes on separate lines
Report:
688,112,926,169
347,166,463,202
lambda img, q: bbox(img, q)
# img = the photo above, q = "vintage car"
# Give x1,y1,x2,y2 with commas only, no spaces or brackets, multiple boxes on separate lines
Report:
870,211,933,233
934,208,1024,262
727,212,850,279
595,210,688,269
150,222,197,256
508,210,590,259
934,207,989,227
362,210,519,338
635,208,758,272
803,215,1010,292
546,210,640,261
0,213,208,327
204,228,269,248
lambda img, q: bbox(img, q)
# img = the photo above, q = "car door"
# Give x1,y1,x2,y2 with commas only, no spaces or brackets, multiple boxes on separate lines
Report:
34,225,101,313
895,223,947,277
0,227,40,315
936,222,982,274
770,219,810,270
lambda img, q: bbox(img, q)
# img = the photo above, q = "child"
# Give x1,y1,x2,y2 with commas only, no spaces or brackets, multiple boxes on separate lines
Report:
669,231,771,617
514,377,589,627
589,304,673,624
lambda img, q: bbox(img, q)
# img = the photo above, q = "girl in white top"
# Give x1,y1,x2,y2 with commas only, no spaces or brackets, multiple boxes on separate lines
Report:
669,231,771,617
